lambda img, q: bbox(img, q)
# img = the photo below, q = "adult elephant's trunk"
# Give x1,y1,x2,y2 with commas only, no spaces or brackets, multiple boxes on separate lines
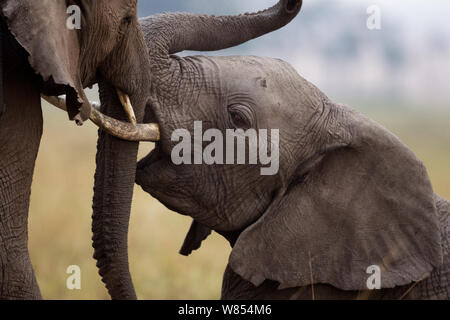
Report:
0,15,4,119
91,80,141,300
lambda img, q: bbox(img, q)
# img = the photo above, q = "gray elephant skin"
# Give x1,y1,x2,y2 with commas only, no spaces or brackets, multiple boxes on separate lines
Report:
135,1,450,299
0,0,152,299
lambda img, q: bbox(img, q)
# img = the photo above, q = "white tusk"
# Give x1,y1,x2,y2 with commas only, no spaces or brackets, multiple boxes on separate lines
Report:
116,89,137,126
41,94,160,142
41,94,101,113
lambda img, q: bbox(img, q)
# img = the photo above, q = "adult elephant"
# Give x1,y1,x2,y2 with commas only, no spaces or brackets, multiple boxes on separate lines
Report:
134,2,449,299
0,0,156,300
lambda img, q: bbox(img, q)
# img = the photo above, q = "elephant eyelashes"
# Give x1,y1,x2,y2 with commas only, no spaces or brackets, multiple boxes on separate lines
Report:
228,105,253,129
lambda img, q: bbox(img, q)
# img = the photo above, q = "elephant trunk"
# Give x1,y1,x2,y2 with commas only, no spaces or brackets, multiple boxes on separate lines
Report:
91,80,140,300
140,0,302,76
0,14,4,119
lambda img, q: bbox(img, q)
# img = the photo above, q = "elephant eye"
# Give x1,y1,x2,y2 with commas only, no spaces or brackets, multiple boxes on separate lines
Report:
228,105,252,129
123,15,133,25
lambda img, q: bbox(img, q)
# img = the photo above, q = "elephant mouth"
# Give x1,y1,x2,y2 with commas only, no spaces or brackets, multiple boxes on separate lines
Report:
138,143,165,169
135,142,174,198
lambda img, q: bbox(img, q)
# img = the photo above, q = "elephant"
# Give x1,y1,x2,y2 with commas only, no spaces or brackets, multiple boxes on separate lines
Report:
0,0,157,299
134,2,450,299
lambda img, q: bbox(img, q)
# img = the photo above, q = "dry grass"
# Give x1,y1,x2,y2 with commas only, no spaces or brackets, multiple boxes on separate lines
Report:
27,102,450,299
29,103,230,300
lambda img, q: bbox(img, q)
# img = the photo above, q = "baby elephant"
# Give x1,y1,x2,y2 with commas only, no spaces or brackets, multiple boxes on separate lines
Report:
136,1,449,299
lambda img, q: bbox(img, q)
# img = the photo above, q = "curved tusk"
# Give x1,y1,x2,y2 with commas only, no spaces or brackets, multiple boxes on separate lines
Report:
41,94,160,142
116,89,137,126
89,107,160,142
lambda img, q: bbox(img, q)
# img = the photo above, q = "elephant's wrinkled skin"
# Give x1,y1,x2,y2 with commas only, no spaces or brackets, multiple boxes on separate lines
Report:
0,0,151,299
135,3,449,300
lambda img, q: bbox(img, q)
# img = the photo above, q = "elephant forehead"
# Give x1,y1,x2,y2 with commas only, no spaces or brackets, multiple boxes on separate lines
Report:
214,56,290,83
109,0,137,15
213,56,314,99
215,57,314,111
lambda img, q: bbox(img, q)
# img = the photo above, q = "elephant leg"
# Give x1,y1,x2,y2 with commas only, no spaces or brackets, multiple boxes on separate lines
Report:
0,67,43,299
0,22,3,119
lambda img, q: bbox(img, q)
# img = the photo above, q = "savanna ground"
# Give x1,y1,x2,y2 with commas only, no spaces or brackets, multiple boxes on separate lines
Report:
29,98,450,299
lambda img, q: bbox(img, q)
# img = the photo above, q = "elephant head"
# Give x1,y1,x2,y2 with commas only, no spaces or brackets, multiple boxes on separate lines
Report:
1,0,153,299
135,4,443,291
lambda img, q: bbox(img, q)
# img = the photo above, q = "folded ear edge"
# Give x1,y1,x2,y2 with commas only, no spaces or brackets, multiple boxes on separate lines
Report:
1,1,90,122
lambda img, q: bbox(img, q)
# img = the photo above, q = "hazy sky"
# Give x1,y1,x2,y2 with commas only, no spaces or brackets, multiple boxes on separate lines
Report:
141,0,450,36
138,0,450,107
141,0,450,21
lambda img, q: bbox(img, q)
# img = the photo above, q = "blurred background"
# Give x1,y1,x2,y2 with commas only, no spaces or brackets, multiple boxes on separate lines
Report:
31,0,450,299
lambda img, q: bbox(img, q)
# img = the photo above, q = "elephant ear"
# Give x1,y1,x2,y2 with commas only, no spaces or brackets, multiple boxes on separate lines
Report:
229,104,443,291
1,0,90,122
179,220,212,256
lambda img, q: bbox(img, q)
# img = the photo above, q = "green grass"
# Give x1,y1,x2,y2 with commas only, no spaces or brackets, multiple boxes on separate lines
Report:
28,102,450,299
